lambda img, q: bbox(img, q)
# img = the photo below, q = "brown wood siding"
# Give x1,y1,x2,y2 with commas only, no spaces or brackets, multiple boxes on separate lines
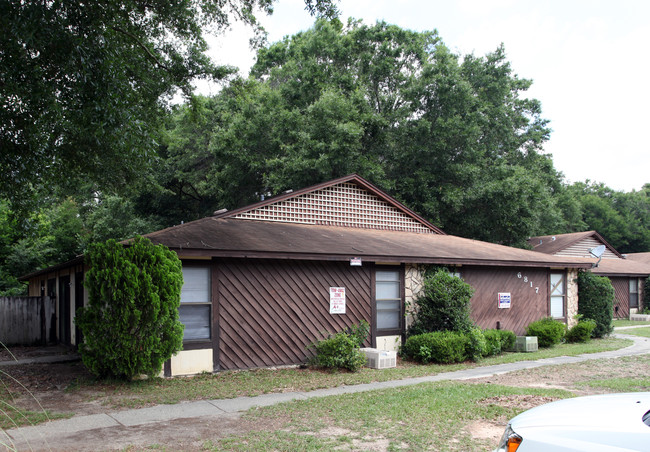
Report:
610,277,629,318
463,267,550,335
217,258,371,370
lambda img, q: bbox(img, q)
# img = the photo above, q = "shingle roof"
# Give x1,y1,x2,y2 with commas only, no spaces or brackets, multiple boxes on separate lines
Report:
528,231,622,258
626,252,650,266
144,217,592,269
589,257,650,277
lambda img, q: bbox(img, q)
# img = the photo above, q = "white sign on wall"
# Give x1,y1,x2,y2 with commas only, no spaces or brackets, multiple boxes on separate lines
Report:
498,292,511,309
329,287,346,314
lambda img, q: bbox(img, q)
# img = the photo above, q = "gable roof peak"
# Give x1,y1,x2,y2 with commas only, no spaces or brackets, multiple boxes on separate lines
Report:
216,174,445,234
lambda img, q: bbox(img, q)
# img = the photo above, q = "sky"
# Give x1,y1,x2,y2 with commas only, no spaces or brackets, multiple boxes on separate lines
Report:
199,0,650,192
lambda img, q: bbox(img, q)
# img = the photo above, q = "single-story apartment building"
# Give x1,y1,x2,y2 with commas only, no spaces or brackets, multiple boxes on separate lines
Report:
528,231,650,318
23,175,593,376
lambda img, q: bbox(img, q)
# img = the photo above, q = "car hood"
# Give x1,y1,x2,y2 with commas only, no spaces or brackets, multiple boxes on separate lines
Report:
511,393,650,431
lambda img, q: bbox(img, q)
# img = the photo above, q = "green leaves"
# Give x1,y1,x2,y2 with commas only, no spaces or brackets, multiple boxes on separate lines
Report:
77,237,184,379
0,0,338,209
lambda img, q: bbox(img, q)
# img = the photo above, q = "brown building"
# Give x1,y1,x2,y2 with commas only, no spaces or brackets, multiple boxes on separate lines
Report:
529,231,650,318
24,175,592,376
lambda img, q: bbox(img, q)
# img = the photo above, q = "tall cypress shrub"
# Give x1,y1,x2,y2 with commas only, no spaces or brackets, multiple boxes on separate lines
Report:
577,270,614,338
76,236,184,379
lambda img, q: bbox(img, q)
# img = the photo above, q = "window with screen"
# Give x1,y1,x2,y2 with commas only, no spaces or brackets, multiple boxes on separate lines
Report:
550,272,566,318
179,266,211,341
630,278,639,309
375,269,402,333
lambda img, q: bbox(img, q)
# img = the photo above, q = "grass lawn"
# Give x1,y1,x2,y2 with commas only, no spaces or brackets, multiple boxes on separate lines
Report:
617,326,650,338
212,381,570,451
613,319,650,328
205,354,650,451
0,336,633,431
70,337,631,409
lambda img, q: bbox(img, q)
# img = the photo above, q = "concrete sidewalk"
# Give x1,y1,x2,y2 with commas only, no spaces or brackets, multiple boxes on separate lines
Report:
4,332,650,450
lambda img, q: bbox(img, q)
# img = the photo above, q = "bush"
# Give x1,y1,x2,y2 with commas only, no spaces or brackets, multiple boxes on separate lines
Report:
566,319,597,343
76,237,184,380
401,331,468,364
407,269,475,336
483,329,515,356
525,317,566,348
465,327,487,362
496,329,516,351
346,320,370,347
308,331,366,372
577,271,614,338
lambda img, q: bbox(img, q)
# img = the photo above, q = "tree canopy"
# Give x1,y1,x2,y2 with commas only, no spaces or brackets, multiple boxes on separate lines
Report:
0,0,337,209
152,19,558,246
2,17,649,295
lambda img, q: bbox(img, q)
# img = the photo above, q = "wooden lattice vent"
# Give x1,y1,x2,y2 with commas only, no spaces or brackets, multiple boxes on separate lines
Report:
234,182,435,233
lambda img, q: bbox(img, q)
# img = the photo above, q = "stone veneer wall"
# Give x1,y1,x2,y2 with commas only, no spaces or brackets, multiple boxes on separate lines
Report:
404,264,427,330
566,268,579,328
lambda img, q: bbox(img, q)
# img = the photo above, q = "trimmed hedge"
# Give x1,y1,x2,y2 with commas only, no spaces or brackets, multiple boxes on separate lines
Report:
483,329,515,356
401,328,517,364
465,327,487,362
565,319,597,343
401,331,468,364
525,317,566,347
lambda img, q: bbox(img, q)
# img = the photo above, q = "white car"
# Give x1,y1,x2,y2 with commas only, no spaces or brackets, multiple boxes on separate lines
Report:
495,392,650,452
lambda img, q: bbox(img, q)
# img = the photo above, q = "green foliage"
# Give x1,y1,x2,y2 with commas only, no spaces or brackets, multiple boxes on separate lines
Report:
496,329,517,351
308,330,367,372
465,327,487,362
526,317,566,348
76,236,184,379
577,270,614,338
408,269,475,336
565,319,597,343
400,331,468,364
155,19,562,246
0,0,337,209
644,277,650,313
483,329,515,356
346,320,370,347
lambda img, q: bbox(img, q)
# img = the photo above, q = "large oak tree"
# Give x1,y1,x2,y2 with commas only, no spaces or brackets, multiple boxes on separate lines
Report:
0,0,337,209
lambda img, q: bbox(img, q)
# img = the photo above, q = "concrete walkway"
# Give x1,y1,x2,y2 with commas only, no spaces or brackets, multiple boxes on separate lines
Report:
4,332,650,450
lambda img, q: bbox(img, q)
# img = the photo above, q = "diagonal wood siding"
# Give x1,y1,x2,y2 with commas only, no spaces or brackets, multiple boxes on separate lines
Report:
217,258,371,370
610,277,629,318
463,267,550,335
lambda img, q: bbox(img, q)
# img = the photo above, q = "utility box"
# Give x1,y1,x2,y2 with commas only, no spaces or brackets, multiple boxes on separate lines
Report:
360,348,397,369
515,336,538,352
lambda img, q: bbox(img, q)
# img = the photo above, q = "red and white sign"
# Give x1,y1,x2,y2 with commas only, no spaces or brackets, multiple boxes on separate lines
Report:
329,287,346,314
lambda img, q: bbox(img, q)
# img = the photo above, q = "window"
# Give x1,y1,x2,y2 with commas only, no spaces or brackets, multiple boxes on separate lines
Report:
179,266,211,341
376,269,401,332
550,272,565,318
630,278,639,309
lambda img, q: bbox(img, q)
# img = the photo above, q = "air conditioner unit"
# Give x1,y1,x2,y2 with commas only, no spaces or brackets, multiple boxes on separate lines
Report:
515,336,538,352
360,348,397,369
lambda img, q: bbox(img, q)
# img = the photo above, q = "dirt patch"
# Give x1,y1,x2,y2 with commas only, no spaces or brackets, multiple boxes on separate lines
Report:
466,420,504,443
478,394,561,411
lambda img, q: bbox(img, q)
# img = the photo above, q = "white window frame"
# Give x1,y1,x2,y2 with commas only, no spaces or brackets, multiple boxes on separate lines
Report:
179,266,212,341
550,272,566,319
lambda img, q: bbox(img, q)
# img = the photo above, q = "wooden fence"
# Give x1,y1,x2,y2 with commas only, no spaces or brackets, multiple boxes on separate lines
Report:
0,296,56,346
